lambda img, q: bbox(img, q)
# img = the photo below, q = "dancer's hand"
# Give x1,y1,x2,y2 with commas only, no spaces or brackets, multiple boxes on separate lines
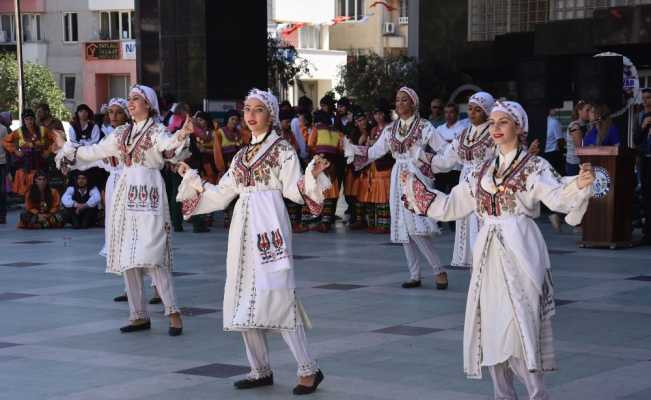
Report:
176,161,190,177
53,129,66,150
311,155,330,177
528,139,540,155
177,116,194,141
577,163,595,189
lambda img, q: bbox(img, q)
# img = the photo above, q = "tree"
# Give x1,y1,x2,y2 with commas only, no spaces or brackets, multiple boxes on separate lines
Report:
0,53,71,120
267,35,311,97
335,52,418,111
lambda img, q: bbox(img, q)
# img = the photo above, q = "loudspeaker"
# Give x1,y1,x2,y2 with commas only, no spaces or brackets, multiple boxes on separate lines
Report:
516,57,567,108
573,56,623,111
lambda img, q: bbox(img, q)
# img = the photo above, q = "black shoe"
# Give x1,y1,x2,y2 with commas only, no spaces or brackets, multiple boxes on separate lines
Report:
293,370,324,395
149,297,162,304
401,279,421,289
168,326,183,336
113,294,128,302
234,374,274,389
120,320,151,333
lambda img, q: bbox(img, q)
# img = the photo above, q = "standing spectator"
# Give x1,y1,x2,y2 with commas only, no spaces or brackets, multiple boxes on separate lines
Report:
68,104,105,191
62,171,101,229
565,101,592,176
545,109,566,231
213,109,249,228
307,110,343,232
583,104,620,146
68,104,100,145
544,109,564,173
35,103,64,131
18,170,64,229
279,100,293,115
0,111,7,224
434,103,466,229
291,96,313,161
428,98,445,127
3,109,57,195
635,89,651,244
162,103,190,232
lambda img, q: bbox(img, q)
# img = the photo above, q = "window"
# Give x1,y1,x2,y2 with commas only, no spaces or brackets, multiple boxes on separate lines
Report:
62,75,76,100
99,11,134,40
63,12,78,43
109,75,130,99
299,25,320,49
21,14,41,42
400,0,408,18
0,14,15,42
337,0,363,20
0,14,40,42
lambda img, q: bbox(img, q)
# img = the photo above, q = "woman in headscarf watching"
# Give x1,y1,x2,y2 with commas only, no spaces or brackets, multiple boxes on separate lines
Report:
176,88,331,395
3,109,58,195
401,100,595,400
54,84,192,336
344,87,448,290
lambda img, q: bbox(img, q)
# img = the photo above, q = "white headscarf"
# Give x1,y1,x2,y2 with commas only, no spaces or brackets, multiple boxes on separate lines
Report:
491,100,529,133
129,84,160,116
468,91,495,116
246,88,280,128
398,86,420,111
107,97,129,116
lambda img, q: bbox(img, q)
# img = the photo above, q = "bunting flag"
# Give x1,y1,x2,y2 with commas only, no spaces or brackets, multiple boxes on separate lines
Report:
281,23,306,38
331,16,352,25
370,1,396,11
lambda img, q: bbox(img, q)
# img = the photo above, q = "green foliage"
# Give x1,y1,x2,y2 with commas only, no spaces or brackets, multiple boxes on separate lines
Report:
335,52,418,111
0,53,70,120
267,35,311,96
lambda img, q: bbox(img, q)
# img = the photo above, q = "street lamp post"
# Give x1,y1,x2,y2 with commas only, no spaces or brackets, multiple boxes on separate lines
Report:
14,0,25,117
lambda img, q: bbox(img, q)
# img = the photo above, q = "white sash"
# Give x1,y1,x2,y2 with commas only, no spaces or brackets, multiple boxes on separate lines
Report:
246,190,294,290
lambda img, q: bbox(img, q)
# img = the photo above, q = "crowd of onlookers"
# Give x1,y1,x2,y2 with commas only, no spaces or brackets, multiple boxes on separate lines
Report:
1,89,649,243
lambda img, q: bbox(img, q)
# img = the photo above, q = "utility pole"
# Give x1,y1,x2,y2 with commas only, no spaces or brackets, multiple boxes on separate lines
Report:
14,0,25,117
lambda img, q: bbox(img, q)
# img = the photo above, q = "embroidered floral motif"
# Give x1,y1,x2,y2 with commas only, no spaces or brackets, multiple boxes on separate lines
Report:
117,124,154,167
297,177,324,215
411,176,436,215
418,151,435,178
181,196,200,218
458,128,493,162
231,138,289,187
389,119,424,154
476,153,537,216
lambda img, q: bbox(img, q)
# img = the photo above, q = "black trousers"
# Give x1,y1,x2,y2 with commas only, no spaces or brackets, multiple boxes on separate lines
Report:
641,157,651,237
64,207,98,229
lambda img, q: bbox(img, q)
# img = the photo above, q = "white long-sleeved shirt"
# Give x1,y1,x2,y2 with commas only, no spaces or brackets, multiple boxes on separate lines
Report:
290,117,308,159
545,116,563,153
61,186,101,208
67,123,101,146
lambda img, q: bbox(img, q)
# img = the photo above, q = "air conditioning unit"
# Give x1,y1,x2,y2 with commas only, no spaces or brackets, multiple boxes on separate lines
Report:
399,16,409,25
382,22,395,35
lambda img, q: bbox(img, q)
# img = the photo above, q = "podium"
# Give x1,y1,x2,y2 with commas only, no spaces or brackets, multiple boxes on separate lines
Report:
576,146,637,249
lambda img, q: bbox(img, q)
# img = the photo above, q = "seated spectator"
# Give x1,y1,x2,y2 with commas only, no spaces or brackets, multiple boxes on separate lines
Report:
3,109,57,195
583,103,620,146
62,171,100,229
18,170,64,229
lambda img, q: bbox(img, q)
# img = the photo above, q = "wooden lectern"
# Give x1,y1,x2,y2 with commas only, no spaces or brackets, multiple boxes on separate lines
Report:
576,146,637,249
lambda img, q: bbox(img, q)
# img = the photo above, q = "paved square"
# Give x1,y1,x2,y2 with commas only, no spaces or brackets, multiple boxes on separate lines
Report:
1,210,651,400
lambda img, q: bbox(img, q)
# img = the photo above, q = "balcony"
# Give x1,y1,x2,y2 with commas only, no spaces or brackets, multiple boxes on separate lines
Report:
399,16,409,25
0,41,47,65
